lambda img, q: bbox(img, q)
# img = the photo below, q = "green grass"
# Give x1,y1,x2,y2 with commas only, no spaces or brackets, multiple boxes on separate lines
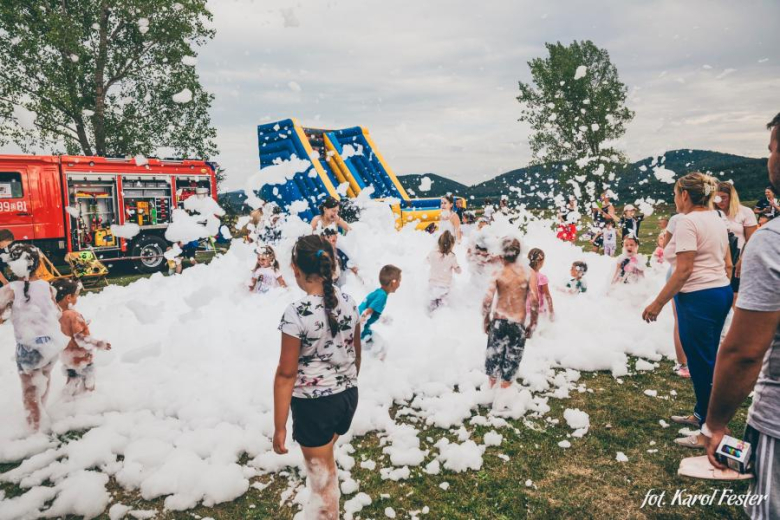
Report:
0,360,751,519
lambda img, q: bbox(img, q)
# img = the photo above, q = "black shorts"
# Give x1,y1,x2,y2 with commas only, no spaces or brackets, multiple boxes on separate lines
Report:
290,387,358,448
182,246,197,259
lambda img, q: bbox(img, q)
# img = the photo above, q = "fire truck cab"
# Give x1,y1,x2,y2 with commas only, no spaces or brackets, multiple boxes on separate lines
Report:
0,155,218,272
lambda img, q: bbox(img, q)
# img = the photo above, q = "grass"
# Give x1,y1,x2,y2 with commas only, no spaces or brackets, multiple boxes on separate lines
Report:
0,360,751,519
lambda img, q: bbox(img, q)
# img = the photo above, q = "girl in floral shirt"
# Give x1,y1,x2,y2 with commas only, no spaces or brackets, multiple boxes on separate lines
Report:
273,234,361,519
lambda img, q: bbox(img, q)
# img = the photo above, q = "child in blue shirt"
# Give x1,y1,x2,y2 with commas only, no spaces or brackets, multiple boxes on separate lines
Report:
358,265,402,355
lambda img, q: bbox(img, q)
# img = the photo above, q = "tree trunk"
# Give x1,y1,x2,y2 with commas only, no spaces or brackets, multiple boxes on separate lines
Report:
74,124,93,156
93,4,109,156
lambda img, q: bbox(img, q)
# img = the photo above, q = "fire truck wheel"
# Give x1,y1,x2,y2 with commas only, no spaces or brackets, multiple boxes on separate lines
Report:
131,234,168,273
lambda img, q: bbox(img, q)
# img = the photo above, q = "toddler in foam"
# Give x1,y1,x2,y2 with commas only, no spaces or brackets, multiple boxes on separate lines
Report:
250,244,287,293
51,278,112,396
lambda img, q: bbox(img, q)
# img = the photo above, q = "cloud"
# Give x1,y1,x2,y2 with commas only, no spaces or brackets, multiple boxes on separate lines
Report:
2,0,778,191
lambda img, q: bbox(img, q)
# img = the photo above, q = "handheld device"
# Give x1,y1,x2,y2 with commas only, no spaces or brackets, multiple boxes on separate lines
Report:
715,435,752,474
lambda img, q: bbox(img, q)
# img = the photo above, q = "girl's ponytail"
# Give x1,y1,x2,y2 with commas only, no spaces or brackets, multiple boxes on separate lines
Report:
292,235,340,337
318,250,339,337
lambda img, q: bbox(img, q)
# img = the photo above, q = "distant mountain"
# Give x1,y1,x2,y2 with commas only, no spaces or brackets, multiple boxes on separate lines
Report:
397,173,468,198
462,149,768,207
219,150,769,214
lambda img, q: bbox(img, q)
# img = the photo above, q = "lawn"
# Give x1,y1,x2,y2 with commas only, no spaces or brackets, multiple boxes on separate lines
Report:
0,359,751,519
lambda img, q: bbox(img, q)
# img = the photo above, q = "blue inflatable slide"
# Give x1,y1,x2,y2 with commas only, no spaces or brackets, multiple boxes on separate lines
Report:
257,118,453,227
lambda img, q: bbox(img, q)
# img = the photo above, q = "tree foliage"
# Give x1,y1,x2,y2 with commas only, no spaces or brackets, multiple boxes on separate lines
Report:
0,0,218,160
517,40,634,200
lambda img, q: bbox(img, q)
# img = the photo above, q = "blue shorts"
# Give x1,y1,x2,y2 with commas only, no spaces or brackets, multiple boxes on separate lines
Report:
16,336,53,374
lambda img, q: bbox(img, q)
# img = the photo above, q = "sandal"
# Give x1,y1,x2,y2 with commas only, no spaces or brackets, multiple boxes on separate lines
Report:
671,414,700,427
674,433,706,449
678,455,753,480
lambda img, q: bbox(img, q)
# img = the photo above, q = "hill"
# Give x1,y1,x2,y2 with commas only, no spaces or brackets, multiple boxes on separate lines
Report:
220,150,769,213
396,173,468,198
461,149,768,208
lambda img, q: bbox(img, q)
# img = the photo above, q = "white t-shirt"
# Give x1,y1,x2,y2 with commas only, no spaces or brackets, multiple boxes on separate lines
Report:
428,250,460,288
6,281,60,343
439,210,456,234
278,289,359,399
663,210,730,293
603,228,618,246
0,280,65,365
666,213,681,235
720,205,758,250
252,267,281,293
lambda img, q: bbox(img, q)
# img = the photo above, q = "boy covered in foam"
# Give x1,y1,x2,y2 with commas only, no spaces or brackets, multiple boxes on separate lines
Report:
566,261,588,294
481,238,538,389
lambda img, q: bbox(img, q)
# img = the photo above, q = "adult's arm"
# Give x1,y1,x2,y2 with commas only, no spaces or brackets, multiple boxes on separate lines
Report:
705,309,780,468
642,251,694,322
735,223,756,277
724,247,733,279
744,225,757,244
662,230,673,247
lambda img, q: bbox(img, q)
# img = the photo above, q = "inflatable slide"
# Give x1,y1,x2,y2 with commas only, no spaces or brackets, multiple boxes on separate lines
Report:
257,118,455,228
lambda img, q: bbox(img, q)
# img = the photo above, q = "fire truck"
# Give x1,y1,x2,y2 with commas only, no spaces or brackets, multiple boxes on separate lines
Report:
0,155,218,272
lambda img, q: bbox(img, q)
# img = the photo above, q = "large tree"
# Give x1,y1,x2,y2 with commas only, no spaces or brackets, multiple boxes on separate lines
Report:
517,40,633,201
0,0,217,160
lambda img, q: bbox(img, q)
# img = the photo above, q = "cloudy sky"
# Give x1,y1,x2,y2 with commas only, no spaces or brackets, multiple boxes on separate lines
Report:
6,0,779,190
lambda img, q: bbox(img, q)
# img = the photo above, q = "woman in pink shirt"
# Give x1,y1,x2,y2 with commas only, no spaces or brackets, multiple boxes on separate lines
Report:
643,172,734,449
714,181,757,303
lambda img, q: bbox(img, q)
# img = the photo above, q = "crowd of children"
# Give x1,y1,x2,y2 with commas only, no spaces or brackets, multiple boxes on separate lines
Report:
0,195,665,518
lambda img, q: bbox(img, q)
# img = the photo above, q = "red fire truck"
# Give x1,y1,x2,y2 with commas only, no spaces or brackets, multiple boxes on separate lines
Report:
0,155,218,272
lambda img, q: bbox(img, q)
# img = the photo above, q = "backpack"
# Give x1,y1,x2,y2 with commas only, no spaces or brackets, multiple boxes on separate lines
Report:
716,210,741,264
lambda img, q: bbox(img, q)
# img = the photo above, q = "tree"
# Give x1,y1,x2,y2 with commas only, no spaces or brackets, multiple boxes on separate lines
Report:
0,0,218,161
517,40,634,202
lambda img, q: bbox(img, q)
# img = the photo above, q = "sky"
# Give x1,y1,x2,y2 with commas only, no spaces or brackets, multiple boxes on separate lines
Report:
4,0,780,191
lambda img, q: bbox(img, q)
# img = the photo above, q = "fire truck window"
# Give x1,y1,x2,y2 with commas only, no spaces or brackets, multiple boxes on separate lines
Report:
0,172,23,199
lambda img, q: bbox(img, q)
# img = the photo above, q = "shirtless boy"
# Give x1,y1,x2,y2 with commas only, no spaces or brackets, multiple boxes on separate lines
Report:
481,237,539,388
